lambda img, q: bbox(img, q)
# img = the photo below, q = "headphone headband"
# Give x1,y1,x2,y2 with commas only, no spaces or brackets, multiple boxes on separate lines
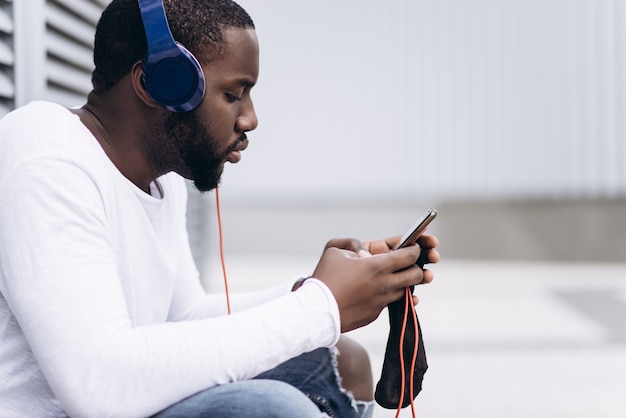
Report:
138,0,205,112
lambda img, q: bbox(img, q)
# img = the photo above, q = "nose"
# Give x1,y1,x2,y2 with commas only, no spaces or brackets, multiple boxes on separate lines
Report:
236,100,258,133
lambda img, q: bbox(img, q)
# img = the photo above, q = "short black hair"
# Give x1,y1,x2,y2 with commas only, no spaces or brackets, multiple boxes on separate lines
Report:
91,0,254,93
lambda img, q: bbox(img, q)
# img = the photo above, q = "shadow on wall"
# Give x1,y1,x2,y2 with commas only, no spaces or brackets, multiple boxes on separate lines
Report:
194,195,626,263
435,198,626,263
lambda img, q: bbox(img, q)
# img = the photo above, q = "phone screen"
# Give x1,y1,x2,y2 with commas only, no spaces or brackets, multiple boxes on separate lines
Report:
394,208,437,250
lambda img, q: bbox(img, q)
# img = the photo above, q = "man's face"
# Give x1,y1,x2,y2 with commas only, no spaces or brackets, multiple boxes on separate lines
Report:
151,28,259,192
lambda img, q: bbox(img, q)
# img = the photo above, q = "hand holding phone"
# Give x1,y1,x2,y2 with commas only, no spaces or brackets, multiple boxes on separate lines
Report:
376,208,436,410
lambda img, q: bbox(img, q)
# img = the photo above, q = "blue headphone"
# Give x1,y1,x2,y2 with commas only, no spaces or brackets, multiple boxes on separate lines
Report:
138,0,205,112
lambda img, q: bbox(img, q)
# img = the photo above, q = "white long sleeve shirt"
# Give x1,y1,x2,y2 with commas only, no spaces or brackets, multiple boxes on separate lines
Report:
0,101,340,418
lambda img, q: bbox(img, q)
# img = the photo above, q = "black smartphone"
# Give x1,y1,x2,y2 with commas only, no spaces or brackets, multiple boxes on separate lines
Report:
394,208,437,250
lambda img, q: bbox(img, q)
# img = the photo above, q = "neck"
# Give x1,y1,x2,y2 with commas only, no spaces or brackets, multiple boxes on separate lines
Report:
74,89,159,194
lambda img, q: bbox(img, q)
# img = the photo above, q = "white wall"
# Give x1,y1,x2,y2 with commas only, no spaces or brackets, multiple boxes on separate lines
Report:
8,1,626,264
14,0,625,204
226,0,626,204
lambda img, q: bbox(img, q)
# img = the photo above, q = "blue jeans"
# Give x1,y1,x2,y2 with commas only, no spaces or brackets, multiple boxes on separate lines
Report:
152,347,374,418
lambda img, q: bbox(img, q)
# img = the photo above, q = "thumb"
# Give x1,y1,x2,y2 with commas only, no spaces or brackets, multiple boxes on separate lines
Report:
381,245,421,272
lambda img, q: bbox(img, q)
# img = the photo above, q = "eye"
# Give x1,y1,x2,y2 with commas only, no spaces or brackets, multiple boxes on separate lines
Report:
225,92,242,103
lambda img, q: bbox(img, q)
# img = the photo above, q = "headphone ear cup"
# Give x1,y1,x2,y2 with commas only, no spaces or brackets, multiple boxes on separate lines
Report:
142,43,205,112
138,0,206,112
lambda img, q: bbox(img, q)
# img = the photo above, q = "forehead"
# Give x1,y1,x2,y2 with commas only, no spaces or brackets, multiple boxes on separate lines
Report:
204,28,259,84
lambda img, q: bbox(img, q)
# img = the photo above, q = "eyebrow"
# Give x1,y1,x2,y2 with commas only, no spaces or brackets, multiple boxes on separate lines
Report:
238,79,256,89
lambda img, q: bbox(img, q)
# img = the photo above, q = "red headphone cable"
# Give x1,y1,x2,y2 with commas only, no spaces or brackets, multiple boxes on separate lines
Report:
215,187,231,315
395,286,418,418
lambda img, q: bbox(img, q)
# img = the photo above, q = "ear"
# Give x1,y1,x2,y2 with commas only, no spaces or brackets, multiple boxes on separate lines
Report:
131,61,161,109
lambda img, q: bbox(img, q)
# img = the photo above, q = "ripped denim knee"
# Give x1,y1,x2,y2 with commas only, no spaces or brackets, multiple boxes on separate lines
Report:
255,347,373,418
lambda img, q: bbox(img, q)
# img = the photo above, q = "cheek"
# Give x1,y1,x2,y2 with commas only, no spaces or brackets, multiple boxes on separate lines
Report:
205,123,235,154
200,100,237,132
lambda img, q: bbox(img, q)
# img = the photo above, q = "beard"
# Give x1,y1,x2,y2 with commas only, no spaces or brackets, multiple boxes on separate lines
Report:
157,110,236,192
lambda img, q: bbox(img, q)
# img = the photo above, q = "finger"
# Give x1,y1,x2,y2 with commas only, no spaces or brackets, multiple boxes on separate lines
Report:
416,234,439,249
325,238,363,253
376,245,421,273
364,236,399,255
388,264,424,295
384,236,400,250
358,249,372,258
417,248,440,266
419,268,434,284
412,295,420,306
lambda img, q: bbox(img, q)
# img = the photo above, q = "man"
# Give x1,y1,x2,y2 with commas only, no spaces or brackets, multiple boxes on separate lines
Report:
0,0,439,417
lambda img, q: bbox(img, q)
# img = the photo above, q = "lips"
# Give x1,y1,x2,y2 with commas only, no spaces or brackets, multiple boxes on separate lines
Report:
236,136,249,152
226,136,249,164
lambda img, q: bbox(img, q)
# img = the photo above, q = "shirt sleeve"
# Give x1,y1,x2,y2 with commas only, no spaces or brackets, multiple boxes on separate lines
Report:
0,159,340,418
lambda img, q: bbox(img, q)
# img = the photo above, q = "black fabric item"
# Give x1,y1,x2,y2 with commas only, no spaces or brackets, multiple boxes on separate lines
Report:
374,289,428,409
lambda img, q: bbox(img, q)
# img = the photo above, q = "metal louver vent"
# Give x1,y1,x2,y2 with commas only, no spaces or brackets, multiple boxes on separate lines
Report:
0,0,14,117
44,0,106,107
